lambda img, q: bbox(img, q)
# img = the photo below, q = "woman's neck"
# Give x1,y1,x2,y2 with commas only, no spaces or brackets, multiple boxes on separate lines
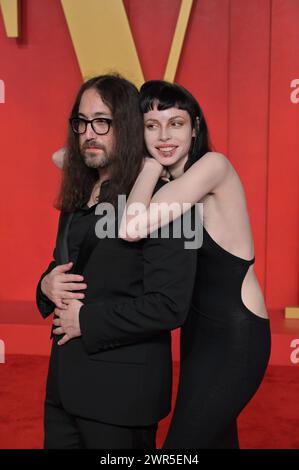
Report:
169,155,188,179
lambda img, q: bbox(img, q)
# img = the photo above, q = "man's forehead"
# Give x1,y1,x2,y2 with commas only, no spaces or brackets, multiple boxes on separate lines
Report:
79,88,112,117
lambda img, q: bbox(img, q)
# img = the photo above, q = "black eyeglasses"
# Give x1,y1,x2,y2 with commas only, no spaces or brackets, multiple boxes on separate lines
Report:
69,117,112,135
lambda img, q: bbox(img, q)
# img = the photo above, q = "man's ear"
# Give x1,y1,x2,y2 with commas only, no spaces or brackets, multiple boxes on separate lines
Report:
52,148,66,169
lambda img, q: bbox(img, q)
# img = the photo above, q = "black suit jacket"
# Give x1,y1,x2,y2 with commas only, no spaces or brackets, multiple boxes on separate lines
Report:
36,184,197,426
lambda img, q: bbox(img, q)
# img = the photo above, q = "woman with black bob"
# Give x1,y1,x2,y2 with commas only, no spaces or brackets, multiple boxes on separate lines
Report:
119,80,271,449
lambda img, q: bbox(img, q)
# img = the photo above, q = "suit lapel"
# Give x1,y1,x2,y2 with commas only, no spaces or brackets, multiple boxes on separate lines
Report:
72,180,115,273
73,214,100,274
55,212,74,265
73,206,120,274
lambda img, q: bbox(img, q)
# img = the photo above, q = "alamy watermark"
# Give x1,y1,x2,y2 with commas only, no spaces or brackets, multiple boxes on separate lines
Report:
290,338,299,364
0,79,5,103
0,340,5,363
94,195,203,249
290,79,299,104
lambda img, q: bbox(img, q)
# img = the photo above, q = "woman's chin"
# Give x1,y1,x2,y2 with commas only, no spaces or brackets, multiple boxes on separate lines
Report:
154,156,175,167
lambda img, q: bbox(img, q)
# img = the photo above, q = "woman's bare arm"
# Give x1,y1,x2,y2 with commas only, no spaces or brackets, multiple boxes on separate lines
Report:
118,158,164,239
119,152,230,241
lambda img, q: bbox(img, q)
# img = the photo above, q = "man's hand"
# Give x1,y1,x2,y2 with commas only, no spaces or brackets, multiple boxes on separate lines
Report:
41,262,87,309
53,299,83,346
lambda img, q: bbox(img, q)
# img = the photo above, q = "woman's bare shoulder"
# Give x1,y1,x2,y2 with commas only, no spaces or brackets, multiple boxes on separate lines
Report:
201,151,230,165
190,151,232,177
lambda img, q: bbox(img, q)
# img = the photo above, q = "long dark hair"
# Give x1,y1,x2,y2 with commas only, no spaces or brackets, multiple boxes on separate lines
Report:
56,75,144,212
140,80,211,171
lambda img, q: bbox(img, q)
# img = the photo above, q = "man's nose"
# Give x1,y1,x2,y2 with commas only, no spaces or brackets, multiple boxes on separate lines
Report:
85,122,97,139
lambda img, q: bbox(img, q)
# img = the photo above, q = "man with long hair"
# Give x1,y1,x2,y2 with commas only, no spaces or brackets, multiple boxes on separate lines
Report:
36,75,197,449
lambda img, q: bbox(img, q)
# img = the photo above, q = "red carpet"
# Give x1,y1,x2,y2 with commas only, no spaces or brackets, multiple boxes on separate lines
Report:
1,355,299,449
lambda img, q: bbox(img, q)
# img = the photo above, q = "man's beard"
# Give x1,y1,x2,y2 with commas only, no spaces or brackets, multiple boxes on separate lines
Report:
83,152,110,169
81,141,111,169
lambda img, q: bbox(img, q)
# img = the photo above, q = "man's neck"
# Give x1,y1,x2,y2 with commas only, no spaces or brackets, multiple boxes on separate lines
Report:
97,167,110,186
87,167,111,207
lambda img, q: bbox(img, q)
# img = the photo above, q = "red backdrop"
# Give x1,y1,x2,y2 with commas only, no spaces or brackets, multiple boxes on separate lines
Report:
0,0,298,312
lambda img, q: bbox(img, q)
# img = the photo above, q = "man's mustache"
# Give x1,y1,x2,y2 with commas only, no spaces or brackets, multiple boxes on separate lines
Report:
82,141,105,150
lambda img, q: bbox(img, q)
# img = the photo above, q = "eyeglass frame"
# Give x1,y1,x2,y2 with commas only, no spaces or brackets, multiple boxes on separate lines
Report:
69,117,113,135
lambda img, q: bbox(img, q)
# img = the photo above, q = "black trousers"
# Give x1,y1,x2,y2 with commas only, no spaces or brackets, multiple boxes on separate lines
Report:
44,400,158,449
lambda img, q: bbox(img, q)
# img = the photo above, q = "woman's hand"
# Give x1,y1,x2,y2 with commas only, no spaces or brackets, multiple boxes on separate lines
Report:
142,157,170,180
142,156,163,172
160,166,171,181
52,148,66,169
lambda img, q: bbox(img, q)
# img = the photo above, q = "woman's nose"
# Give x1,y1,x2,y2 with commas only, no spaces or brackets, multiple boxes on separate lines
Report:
159,126,171,141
